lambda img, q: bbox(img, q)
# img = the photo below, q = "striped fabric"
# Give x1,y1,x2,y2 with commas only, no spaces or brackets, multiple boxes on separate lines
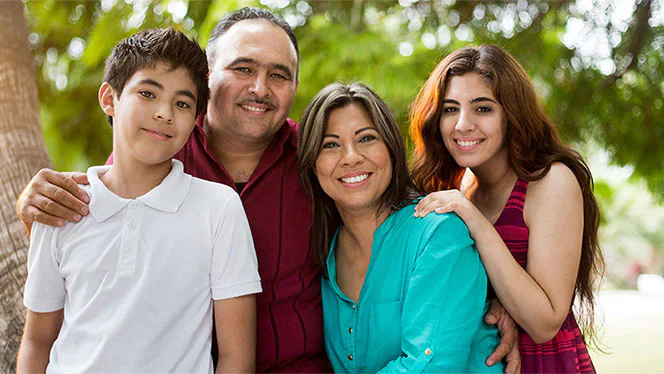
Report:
493,179,596,373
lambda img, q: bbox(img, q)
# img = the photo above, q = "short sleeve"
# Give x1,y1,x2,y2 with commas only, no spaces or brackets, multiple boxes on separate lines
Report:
23,222,66,312
210,193,262,300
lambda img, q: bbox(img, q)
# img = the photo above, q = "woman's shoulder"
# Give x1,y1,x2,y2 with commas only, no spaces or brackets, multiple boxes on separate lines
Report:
393,203,472,247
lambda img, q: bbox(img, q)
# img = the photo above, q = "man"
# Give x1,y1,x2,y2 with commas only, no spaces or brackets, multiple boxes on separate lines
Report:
17,7,519,373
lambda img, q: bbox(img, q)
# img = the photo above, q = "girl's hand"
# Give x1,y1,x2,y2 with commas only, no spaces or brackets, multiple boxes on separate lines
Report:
414,190,489,235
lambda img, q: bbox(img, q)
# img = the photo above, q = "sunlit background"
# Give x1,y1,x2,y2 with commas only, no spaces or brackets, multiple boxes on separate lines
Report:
22,0,664,371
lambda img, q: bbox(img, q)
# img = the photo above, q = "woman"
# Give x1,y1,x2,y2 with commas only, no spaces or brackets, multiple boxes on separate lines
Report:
298,82,503,372
410,45,603,373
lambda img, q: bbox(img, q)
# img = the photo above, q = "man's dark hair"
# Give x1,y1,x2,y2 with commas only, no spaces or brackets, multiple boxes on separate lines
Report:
103,28,209,125
207,7,299,79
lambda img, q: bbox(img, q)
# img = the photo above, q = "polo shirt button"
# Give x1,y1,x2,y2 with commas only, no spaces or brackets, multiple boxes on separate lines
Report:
129,201,138,209
347,354,353,361
351,304,356,309
125,247,132,254
128,222,135,229
425,348,432,356
348,327,353,334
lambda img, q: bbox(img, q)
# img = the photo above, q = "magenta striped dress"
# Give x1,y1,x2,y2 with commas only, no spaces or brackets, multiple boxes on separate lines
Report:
493,179,596,373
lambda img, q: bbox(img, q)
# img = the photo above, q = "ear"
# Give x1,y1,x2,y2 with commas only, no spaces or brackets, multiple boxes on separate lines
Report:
294,79,299,94
99,82,116,118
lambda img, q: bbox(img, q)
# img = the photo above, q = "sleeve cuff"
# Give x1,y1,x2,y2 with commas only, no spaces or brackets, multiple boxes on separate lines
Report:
24,296,65,313
212,280,262,300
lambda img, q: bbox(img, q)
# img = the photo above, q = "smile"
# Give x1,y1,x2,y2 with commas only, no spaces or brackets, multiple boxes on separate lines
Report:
143,129,173,140
456,139,483,147
340,173,369,184
241,104,268,113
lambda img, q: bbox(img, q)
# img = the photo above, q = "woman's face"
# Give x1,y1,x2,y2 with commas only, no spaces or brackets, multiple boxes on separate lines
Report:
438,72,508,171
314,103,392,216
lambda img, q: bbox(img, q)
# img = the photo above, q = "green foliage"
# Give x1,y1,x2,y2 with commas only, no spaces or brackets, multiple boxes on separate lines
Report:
23,0,664,200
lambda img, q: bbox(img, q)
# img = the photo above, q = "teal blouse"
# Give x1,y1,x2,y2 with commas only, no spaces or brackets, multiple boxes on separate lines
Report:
322,204,503,373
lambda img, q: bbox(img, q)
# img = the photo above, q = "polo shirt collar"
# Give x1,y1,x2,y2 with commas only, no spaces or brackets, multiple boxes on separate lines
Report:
88,159,192,222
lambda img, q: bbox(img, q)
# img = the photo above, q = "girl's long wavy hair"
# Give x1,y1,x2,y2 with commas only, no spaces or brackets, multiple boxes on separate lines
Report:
409,44,604,348
298,83,419,277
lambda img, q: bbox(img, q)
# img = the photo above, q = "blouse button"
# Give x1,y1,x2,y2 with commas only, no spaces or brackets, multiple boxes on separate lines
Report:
425,348,432,356
348,354,353,361
348,327,353,334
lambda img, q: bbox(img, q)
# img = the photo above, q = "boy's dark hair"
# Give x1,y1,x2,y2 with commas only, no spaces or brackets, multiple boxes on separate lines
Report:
207,7,299,79
103,28,209,125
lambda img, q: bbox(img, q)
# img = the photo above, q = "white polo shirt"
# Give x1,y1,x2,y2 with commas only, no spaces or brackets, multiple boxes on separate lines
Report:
24,159,262,373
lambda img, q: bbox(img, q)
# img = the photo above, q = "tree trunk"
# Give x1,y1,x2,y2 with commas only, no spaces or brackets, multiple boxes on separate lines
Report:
0,2,53,371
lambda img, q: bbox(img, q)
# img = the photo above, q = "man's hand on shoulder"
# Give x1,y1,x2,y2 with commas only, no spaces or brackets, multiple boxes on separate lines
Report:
17,169,90,234
485,298,521,374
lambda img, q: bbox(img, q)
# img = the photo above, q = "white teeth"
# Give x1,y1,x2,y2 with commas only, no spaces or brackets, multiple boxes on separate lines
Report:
457,139,481,147
341,174,369,184
242,104,267,112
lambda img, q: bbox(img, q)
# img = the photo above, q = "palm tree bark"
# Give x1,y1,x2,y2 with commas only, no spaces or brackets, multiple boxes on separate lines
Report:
0,2,53,371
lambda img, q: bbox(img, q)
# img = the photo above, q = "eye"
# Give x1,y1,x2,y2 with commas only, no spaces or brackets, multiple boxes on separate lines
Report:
476,106,492,113
139,90,155,99
175,101,192,110
321,141,339,149
359,134,377,143
442,106,458,113
234,66,252,74
271,72,289,80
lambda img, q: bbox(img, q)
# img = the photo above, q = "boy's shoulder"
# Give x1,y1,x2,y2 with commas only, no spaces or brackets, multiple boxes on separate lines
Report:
188,175,238,203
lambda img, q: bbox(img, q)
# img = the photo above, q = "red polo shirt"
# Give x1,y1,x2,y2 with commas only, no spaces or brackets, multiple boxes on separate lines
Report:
176,117,327,372
108,117,328,372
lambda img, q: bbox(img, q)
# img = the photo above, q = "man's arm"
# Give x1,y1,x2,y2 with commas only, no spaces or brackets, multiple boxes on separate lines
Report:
17,169,89,234
214,295,256,373
484,298,521,374
17,309,64,373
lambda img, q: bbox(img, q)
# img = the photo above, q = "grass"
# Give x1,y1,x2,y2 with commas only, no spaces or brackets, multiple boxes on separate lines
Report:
589,290,664,373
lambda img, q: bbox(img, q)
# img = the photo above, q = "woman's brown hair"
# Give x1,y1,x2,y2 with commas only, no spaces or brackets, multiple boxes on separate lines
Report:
409,44,604,347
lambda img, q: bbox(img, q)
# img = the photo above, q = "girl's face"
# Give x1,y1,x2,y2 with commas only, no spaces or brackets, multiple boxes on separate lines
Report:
438,72,508,172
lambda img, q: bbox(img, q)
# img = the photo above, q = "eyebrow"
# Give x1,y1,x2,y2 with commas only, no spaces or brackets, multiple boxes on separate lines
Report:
442,97,497,105
355,126,377,135
228,57,294,80
322,126,377,139
138,79,196,102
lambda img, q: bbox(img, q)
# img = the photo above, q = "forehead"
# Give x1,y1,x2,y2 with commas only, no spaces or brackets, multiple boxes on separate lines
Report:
445,73,494,98
211,19,297,70
127,62,196,90
326,103,374,132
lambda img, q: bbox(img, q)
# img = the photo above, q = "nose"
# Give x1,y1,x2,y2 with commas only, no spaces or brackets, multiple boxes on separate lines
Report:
154,104,174,124
248,73,270,99
341,144,364,168
455,109,475,134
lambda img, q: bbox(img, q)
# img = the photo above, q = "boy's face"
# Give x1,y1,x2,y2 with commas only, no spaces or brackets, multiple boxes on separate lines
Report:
99,61,198,168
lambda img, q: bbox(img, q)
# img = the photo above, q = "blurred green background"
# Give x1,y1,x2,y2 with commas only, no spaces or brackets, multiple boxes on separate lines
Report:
22,0,664,371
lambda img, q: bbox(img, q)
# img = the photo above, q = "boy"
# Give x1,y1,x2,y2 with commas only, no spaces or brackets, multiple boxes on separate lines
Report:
17,28,261,373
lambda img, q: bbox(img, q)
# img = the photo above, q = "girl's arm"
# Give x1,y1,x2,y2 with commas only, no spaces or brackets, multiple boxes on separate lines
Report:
414,163,583,343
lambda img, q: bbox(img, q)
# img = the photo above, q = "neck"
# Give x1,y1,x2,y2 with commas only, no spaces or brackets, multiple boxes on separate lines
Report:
203,116,274,183
337,207,390,255
101,157,171,199
470,149,518,210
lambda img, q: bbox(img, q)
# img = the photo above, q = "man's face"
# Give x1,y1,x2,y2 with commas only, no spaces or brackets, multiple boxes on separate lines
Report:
206,19,299,144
